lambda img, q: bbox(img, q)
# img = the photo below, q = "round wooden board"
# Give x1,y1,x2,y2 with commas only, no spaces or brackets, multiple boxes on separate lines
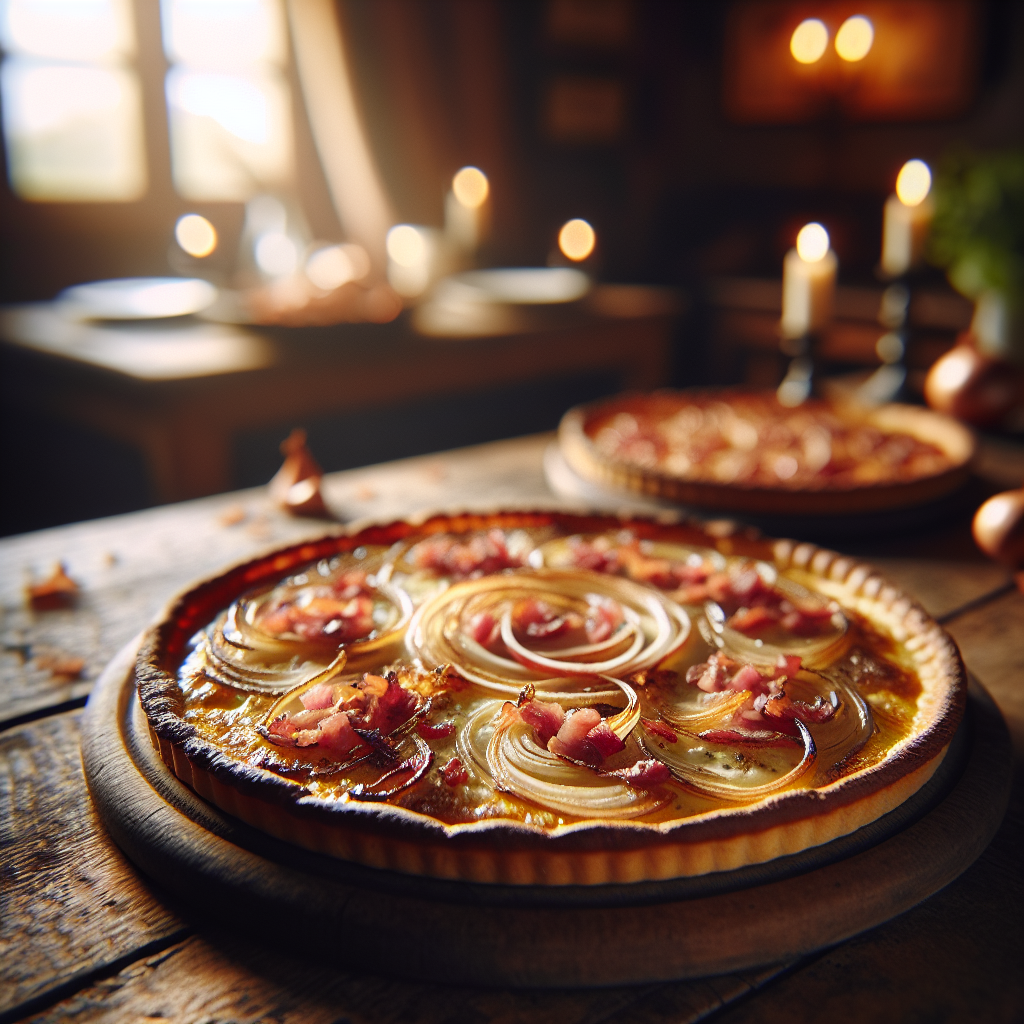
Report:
82,638,1011,988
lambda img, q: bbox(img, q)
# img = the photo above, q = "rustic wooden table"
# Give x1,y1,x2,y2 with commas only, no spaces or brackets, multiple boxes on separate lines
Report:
2,433,1021,1024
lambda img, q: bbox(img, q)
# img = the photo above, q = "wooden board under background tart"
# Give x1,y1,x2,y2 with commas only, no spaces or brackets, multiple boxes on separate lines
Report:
558,390,976,517
137,510,966,887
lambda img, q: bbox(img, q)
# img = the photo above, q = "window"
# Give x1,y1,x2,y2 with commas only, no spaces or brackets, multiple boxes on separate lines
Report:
162,0,293,201
0,0,146,200
0,0,294,203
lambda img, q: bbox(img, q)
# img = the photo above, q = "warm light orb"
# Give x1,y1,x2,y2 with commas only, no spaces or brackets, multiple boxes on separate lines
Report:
452,166,489,209
790,19,828,64
386,224,427,267
558,218,596,261
174,213,217,257
835,15,873,61
795,222,830,263
255,231,298,276
305,243,370,291
895,159,932,207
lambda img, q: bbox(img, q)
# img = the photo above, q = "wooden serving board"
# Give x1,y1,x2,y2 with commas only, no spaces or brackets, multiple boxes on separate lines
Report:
81,638,1011,988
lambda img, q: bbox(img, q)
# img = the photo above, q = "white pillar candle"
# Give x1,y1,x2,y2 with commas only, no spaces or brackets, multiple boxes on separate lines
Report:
881,159,934,277
445,166,490,254
781,223,837,339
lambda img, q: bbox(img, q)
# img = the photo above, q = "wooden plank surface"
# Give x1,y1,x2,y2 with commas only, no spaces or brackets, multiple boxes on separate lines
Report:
1,432,1020,1023
0,712,185,1018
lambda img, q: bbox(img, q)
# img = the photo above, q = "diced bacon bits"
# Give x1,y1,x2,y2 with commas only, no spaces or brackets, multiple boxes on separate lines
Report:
417,719,457,740
565,535,619,574
511,598,579,640
256,570,377,643
440,757,469,786
263,672,420,757
466,611,501,647
607,759,672,789
584,596,624,643
640,717,678,743
410,529,523,579
519,697,566,745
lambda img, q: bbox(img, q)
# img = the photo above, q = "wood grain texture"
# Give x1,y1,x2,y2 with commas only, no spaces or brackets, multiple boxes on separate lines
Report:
866,557,1011,621
0,434,555,724
0,712,184,1017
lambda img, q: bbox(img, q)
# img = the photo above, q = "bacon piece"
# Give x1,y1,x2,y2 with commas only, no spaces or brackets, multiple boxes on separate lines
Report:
759,690,836,725
607,759,671,788
27,563,79,611
587,721,626,759
728,606,779,635
640,717,678,743
466,611,500,647
417,719,456,739
440,756,469,786
511,598,578,640
547,707,603,766
300,682,337,710
700,727,800,747
317,711,363,758
780,604,835,636
258,590,375,643
411,529,522,579
585,596,624,643
519,697,566,744
565,536,619,574
773,653,803,679
354,672,419,734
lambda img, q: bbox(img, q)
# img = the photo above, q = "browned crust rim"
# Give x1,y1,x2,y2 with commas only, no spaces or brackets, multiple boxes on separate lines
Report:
137,509,966,857
558,390,976,516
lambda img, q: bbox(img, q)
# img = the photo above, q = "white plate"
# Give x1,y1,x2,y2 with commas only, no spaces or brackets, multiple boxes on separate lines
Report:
58,277,218,320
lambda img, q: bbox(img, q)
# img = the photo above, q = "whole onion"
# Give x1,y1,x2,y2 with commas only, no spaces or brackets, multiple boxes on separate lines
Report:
924,339,1022,429
973,489,1024,566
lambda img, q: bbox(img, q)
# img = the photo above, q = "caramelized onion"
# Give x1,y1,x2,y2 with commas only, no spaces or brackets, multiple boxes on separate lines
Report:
406,568,691,699
702,567,846,670
640,717,816,801
347,735,434,800
197,579,412,693
486,701,668,819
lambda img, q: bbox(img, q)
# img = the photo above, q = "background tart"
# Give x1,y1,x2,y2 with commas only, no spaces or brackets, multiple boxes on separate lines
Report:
137,510,966,886
558,391,976,517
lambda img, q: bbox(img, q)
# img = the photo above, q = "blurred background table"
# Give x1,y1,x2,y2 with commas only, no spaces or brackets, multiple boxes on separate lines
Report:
1,432,1020,1024
0,285,678,519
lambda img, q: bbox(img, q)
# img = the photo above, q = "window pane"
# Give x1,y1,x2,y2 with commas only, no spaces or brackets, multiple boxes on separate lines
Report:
1,58,146,199
165,67,292,200
0,0,135,61
161,0,285,69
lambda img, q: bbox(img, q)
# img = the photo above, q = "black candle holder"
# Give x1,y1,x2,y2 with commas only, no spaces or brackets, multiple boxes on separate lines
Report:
777,330,821,406
856,280,911,405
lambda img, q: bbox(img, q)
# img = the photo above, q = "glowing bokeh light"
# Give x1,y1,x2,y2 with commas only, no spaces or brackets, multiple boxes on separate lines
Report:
558,218,596,261
796,222,830,262
835,15,873,61
895,159,932,207
255,231,298,276
386,224,427,267
175,213,217,256
451,166,489,209
1,0,134,61
305,243,370,290
790,19,828,64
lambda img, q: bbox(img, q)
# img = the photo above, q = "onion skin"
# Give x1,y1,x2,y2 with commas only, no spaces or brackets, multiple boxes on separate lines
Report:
973,489,1024,566
924,340,1022,429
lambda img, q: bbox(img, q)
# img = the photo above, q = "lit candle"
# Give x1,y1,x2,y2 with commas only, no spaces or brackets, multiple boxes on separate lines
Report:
445,166,490,254
881,159,933,278
781,222,837,339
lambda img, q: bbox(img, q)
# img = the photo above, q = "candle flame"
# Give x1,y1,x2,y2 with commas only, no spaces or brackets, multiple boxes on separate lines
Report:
790,19,828,64
559,218,596,261
835,15,873,61
175,213,217,257
386,224,427,267
895,159,932,207
452,166,489,209
796,222,829,263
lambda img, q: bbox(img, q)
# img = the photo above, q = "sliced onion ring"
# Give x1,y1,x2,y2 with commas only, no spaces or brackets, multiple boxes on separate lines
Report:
407,568,691,699
486,700,668,819
639,717,816,802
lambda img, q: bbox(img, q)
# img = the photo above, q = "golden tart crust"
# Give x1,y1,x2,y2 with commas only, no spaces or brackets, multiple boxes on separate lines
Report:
137,511,966,886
